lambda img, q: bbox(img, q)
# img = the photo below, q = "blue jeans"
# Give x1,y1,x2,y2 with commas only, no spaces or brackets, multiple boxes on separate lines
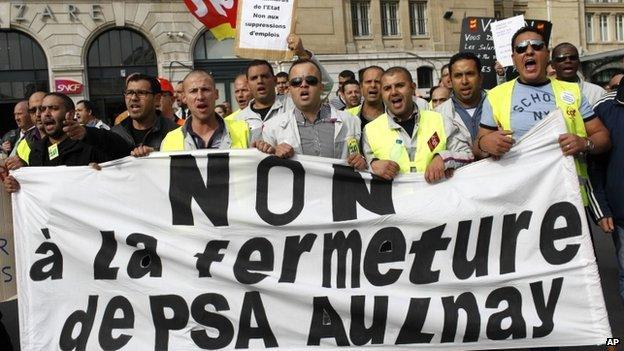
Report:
615,225,624,304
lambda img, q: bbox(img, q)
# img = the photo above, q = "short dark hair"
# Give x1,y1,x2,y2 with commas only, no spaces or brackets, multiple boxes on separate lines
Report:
551,42,578,59
126,74,161,94
339,70,356,80
358,65,384,83
383,66,414,83
288,58,323,80
246,60,275,78
276,71,289,79
340,79,360,93
511,26,548,48
76,99,98,116
44,92,75,111
449,52,482,75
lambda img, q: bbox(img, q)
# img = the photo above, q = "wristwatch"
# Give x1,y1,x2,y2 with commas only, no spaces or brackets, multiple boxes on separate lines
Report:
585,137,595,153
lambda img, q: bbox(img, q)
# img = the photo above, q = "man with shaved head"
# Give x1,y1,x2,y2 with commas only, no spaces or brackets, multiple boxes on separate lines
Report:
1,101,34,156
4,92,45,169
225,73,253,120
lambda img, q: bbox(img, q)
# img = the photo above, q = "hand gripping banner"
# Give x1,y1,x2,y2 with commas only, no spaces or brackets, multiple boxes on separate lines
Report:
13,111,611,350
184,0,237,40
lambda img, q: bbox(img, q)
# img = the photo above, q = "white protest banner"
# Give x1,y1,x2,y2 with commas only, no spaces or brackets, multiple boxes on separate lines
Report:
0,159,16,302
235,0,297,60
13,111,611,350
491,15,525,67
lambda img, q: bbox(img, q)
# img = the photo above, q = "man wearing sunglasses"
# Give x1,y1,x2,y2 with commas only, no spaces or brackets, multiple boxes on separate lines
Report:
476,26,611,208
363,67,473,183
551,43,605,105
258,59,365,170
111,74,178,156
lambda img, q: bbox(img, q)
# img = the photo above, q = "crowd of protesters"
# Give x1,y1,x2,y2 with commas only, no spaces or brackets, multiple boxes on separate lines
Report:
1,28,624,349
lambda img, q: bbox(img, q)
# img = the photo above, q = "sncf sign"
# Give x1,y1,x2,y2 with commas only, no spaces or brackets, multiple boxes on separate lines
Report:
55,79,84,95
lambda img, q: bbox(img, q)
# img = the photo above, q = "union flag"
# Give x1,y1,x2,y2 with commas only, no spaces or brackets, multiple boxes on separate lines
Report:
184,0,238,40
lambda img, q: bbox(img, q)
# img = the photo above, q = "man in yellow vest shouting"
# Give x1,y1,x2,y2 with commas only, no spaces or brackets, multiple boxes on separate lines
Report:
362,67,473,183
476,26,611,206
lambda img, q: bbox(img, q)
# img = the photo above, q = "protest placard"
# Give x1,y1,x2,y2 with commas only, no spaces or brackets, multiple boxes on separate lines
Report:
13,111,611,350
491,15,526,67
0,160,16,302
235,0,297,60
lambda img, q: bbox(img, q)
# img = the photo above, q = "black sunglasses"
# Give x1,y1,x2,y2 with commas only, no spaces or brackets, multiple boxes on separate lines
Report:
289,75,320,87
554,54,579,63
514,39,546,54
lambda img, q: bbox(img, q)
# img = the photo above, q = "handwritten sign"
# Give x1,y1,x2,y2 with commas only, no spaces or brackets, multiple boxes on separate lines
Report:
491,15,526,67
0,159,16,302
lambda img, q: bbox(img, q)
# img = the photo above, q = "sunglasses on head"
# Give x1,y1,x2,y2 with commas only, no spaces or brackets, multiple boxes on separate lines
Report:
514,39,546,54
553,54,579,63
289,75,320,87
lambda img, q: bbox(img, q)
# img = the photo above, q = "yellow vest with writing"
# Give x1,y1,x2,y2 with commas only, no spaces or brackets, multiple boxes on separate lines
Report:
365,111,447,173
161,119,249,151
486,78,589,204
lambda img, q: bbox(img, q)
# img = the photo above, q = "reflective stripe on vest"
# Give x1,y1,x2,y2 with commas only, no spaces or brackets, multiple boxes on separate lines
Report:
16,138,31,165
486,78,590,204
160,119,249,152
365,111,447,173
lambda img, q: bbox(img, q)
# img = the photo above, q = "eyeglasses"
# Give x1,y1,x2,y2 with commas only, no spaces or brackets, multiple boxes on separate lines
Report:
514,39,546,54
289,75,320,87
124,89,153,98
553,54,579,63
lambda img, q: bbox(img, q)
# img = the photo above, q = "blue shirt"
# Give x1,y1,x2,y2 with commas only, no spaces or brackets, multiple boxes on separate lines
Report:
481,80,595,139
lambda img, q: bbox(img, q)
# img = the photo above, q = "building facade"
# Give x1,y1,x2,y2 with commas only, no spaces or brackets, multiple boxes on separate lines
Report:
0,1,622,132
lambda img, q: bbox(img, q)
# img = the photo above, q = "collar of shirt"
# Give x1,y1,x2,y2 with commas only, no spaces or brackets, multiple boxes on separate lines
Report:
451,91,486,111
294,103,334,125
385,102,418,128
186,116,226,149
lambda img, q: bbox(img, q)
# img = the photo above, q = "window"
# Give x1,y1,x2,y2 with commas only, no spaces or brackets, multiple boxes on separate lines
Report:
617,15,624,41
0,30,48,100
600,14,609,42
409,1,427,36
417,66,433,89
351,1,370,37
381,1,400,36
586,14,594,42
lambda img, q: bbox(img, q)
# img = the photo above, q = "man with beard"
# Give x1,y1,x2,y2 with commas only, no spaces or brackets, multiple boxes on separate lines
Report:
256,59,365,170
3,93,131,192
436,52,487,144
362,67,473,183
112,74,177,156
551,42,605,105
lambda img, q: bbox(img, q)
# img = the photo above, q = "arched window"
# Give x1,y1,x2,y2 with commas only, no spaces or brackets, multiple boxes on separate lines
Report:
0,30,48,135
416,66,433,89
87,28,157,122
193,31,251,110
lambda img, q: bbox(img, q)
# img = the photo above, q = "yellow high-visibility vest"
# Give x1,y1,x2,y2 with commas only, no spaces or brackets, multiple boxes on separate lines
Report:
161,118,249,151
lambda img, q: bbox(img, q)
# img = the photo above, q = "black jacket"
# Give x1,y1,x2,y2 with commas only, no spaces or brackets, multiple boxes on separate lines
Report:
29,128,132,166
111,113,177,150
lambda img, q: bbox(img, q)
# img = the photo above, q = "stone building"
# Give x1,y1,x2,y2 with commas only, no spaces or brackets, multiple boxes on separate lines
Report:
0,1,622,133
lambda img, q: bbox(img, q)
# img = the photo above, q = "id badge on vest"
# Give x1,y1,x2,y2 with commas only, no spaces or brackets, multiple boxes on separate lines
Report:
48,143,59,160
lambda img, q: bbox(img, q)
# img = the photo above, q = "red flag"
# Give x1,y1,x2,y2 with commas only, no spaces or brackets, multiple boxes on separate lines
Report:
184,0,237,40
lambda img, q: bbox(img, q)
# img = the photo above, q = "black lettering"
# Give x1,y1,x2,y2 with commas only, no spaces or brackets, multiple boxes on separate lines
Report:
500,211,532,274
2,267,12,283
543,93,552,102
191,293,234,349
323,230,361,288
126,233,162,278
59,295,98,351
98,296,134,350
331,164,394,221
531,277,564,338
195,240,229,277
453,217,492,279
364,227,405,286
395,298,434,344
409,224,450,284
169,153,229,226
533,111,547,120
279,234,317,283
530,93,541,104
540,201,581,265
256,156,305,226
150,295,189,349
0,238,8,255
486,287,526,340
30,241,63,281
94,231,119,280
307,296,349,346
236,291,278,348
521,98,531,107
350,296,387,345
234,238,274,284
441,293,480,342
